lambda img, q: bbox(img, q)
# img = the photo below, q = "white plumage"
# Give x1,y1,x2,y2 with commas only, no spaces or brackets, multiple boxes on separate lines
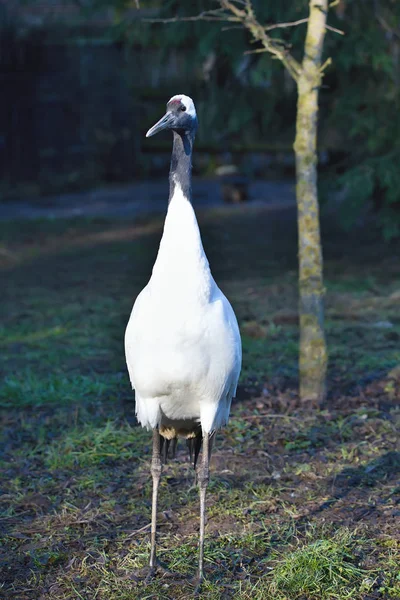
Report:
124,94,241,583
125,181,241,435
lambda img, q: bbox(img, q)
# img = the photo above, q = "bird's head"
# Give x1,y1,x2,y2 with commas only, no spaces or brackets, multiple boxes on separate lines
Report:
146,95,197,138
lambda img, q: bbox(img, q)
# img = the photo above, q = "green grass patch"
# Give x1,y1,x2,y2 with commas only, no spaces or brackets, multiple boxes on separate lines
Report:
241,331,298,380
44,420,147,469
1,209,400,599
0,370,126,408
264,529,370,600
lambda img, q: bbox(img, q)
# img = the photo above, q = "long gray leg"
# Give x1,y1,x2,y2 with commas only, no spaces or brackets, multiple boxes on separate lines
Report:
197,431,211,584
149,428,162,574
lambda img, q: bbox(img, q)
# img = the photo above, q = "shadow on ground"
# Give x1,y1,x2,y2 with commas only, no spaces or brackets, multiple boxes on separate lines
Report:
0,203,399,599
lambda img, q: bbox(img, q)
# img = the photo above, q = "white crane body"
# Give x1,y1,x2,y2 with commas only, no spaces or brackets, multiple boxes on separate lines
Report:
125,182,241,436
124,94,242,584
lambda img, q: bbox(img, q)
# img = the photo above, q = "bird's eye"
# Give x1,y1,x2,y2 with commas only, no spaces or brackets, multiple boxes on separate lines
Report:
180,105,186,112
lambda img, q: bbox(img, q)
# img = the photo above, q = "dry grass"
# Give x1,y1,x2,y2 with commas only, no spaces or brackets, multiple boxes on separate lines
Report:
1,206,399,598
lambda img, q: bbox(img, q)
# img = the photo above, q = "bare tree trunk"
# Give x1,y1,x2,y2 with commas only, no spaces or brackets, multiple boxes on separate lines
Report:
145,0,333,402
294,0,328,402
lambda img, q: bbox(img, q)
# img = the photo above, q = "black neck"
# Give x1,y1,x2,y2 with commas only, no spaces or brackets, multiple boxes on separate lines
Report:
169,130,194,203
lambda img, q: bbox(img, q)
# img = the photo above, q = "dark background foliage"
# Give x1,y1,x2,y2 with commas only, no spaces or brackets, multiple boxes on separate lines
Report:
1,0,400,238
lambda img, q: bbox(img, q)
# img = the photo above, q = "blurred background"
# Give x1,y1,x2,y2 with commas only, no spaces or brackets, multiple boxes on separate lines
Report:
1,0,399,237
1,3,400,599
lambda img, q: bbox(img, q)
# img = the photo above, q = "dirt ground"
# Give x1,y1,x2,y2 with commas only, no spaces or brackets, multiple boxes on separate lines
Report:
0,197,399,599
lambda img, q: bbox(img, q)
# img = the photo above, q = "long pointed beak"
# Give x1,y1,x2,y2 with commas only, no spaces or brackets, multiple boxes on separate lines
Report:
146,112,175,138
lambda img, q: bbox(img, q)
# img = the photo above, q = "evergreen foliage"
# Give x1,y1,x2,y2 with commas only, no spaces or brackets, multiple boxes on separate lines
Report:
322,0,400,239
86,0,400,238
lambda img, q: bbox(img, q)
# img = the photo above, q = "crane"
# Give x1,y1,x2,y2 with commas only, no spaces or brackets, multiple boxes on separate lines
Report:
124,95,242,586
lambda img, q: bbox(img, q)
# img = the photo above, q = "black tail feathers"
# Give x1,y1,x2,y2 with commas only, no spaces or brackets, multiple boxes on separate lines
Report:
160,437,178,464
186,431,202,469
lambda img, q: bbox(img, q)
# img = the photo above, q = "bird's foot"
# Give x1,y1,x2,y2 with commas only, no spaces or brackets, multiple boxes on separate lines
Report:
144,565,157,583
129,565,154,583
140,560,178,582
155,559,175,577
192,573,204,596
131,560,173,583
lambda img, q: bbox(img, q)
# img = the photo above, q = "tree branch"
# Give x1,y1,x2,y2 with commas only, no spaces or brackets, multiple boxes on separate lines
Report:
243,48,269,55
265,18,309,32
144,8,240,24
247,20,302,81
145,15,238,23
145,0,303,82
220,0,246,19
325,23,344,35
375,13,400,40
319,56,332,73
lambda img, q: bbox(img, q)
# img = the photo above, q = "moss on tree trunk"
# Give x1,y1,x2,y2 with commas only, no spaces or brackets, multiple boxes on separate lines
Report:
294,0,328,402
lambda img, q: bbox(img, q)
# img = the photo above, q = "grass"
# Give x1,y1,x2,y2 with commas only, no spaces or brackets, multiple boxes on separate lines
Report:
0,371,125,409
44,420,146,469
0,204,400,599
266,529,370,599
